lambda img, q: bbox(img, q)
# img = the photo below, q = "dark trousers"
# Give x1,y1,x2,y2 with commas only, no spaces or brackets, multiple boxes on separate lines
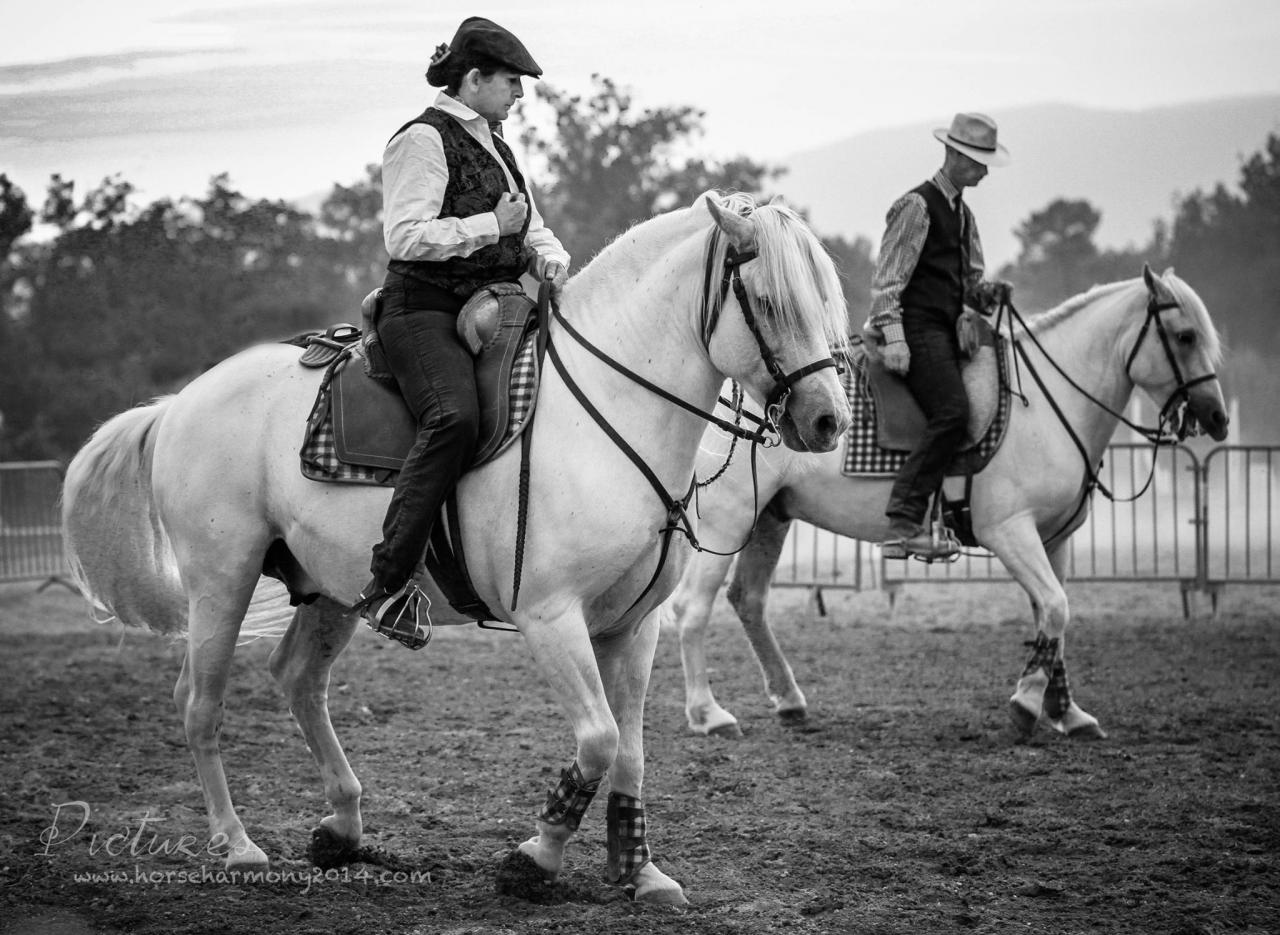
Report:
369,273,480,590
886,306,969,527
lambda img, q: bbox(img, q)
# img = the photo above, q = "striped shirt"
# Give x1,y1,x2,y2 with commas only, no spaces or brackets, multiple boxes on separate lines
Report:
866,171,986,336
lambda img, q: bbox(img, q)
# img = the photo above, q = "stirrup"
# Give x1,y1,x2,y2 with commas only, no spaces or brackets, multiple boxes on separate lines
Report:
881,522,961,562
359,581,432,650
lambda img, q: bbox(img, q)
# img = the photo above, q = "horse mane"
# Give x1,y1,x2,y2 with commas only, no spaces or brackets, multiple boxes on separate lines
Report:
1022,272,1222,366
703,193,850,350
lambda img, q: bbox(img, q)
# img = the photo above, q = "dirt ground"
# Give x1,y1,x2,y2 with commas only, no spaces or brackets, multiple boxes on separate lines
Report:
1,578,1276,935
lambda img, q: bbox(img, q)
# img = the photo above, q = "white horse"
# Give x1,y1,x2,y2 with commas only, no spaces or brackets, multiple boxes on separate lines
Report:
61,192,852,905
668,266,1228,741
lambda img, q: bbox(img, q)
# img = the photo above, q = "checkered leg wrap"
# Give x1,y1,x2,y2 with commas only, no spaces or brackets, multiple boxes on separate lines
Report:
1021,633,1072,719
605,793,652,885
537,761,600,833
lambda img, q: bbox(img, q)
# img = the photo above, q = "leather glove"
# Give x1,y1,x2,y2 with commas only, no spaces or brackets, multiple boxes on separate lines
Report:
990,279,1013,307
957,307,981,358
882,340,910,375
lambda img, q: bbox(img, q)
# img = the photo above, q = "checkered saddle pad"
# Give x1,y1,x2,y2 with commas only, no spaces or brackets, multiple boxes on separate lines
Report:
298,333,539,487
842,334,1011,477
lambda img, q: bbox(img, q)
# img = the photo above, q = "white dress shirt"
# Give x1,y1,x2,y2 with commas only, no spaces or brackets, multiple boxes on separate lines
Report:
382,91,569,270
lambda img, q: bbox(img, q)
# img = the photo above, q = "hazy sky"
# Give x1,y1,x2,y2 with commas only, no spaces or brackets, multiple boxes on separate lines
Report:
3,0,1279,218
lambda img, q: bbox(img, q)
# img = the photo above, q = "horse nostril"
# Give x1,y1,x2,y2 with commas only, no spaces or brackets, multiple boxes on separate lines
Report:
815,414,838,439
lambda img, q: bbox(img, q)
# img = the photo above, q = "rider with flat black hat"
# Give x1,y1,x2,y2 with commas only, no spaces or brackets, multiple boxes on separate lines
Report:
355,17,570,643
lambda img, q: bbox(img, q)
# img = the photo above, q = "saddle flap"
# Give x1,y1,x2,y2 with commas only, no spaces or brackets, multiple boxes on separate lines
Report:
864,316,999,452
332,351,417,470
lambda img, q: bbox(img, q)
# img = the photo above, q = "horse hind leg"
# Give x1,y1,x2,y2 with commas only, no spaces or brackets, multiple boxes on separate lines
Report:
728,507,808,724
267,598,363,865
174,578,269,868
669,550,743,737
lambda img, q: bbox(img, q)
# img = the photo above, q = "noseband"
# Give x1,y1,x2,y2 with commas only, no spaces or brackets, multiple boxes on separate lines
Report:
701,231,840,427
1123,292,1219,433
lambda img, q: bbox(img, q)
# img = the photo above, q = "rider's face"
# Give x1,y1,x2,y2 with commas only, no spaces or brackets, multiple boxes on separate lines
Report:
462,68,525,123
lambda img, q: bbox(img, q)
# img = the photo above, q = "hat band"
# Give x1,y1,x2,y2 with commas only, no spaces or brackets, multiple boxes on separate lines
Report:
947,133,996,153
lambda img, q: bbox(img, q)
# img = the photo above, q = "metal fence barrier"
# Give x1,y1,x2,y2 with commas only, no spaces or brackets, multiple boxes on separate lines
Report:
3,446,1277,611
0,461,68,585
772,444,1280,617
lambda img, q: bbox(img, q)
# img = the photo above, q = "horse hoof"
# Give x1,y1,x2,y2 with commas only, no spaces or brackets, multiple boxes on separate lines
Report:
495,849,561,903
1007,700,1038,739
1067,721,1108,740
225,843,269,871
633,882,689,906
309,825,360,869
777,708,807,726
705,720,743,739
631,864,689,906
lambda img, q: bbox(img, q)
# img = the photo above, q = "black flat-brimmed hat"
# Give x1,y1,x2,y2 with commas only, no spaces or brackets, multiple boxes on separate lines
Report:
932,112,1010,167
426,16,542,87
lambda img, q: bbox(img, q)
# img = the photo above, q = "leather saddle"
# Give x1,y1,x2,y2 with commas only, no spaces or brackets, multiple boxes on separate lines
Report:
298,284,540,484
860,314,1000,452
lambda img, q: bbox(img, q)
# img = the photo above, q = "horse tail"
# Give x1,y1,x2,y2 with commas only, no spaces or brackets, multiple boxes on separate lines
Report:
61,398,189,634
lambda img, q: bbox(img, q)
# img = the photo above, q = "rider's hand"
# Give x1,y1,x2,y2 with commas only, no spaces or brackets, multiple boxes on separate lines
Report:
882,340,910,375
529,255,568,301
494,192,528,236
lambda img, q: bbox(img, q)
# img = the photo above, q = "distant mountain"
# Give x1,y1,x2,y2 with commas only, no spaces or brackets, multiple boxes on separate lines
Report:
777,96,1280,269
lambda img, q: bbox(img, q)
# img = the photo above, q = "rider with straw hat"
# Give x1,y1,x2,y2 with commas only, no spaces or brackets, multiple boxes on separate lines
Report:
865,112,1013,560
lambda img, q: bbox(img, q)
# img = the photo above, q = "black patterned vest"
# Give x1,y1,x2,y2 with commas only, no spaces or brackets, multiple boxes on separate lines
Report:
386,108,531,298
899,180,969,322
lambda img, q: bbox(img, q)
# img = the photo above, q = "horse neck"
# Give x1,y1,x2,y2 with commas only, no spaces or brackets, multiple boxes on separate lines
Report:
1019,284,1143,457
555,217,723,482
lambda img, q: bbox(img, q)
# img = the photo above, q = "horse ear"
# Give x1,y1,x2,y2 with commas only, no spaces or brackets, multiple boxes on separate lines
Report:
706,194,756,251
1143,262,1175,302
1146,260,1167,289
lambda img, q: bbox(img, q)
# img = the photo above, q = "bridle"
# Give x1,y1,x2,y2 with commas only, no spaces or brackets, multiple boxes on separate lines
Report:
508,215,841,619
1123,292,1220,434
700,229,841,428
1002,280,1220,548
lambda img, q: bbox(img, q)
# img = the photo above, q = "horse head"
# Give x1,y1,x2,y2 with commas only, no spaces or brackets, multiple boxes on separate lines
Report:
703,194,852,452
1125,264,1229,441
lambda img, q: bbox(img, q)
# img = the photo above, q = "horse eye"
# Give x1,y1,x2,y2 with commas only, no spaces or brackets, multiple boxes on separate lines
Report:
1177,331,1197,348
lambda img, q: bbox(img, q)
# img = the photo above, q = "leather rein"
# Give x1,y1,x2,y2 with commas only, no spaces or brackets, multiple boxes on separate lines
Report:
510,223,839,623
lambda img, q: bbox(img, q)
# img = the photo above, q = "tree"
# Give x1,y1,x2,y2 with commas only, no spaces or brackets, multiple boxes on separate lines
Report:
518,75,782,265
1167,133,1280,359
0,174,33,262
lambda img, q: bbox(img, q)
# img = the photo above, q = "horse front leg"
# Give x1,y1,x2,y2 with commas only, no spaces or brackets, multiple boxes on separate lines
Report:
267,598,363,865
596,610,687,905
496,611,618,891
987,525,1105,740
669,550,743,737
727,508,808,724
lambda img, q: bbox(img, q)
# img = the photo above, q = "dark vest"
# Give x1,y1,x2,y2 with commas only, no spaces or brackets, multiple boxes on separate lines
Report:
899,180,969,321
386,108,531,298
